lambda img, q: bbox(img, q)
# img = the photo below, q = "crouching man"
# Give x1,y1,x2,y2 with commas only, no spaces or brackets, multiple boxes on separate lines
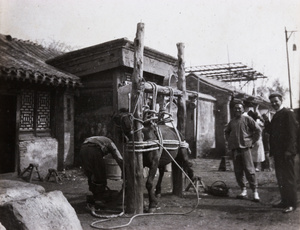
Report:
79,136,123,205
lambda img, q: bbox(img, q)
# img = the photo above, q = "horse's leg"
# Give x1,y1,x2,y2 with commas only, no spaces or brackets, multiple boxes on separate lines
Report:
145,163,159,213
155,166,165,198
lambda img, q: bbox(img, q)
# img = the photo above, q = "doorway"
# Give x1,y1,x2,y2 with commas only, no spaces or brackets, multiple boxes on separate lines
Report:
0,94,17,173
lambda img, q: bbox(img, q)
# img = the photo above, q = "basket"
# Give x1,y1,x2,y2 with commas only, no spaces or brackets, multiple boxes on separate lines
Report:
206,181,229,197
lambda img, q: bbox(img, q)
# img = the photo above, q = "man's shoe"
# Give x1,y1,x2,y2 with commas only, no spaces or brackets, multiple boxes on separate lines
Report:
282,206,294,213
253,192,260,202
95,200,106,209
236,189,247,199
272,202,286,208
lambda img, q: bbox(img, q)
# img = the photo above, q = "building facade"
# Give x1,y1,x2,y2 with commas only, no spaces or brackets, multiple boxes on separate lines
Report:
48,38,216,161
0,34,81,176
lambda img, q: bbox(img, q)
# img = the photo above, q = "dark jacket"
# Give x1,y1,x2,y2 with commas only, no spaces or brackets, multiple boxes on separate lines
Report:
268,108,299,156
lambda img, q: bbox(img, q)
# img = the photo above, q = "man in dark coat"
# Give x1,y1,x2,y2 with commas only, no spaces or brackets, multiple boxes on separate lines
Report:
267,92,299,213
79,136,123,202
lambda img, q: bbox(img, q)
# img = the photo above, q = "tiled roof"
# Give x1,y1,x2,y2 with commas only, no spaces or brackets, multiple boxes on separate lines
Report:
0,34,81,88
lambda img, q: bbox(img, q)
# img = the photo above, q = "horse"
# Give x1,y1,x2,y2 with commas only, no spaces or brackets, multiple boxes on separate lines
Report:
113,110,194,213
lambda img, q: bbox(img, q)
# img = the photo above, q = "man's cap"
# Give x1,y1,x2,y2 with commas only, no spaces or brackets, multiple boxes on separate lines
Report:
269,92,283,100
233,100,244,107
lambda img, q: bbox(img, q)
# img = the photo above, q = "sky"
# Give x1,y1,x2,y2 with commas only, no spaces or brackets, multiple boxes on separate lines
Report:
0,0,299,108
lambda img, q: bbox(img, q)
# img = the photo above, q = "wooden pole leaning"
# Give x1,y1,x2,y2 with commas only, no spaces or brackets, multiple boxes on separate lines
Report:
126,22,145,214
172,42,186,196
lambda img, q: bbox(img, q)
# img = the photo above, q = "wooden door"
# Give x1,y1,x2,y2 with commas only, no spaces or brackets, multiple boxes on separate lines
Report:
0,95,16,173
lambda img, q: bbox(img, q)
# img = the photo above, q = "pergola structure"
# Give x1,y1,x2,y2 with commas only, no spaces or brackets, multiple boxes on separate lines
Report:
185,62,267,83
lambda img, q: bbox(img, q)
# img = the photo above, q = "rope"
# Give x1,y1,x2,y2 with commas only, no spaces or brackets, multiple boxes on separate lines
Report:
128,147,160,153
168,87,174,113
171,120,183,143
162,140,180,145
179,141,189,148
158,111,174,124
120,114,188,153
126,141,159,147
131,80,145,115
125,138,186,152
148,82,158,111
154,122,163,154
119,111,188,155
88,204,124,219
143,111,159,123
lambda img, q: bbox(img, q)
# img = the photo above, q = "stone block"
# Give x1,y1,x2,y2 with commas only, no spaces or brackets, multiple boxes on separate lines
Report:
0,190,82,230
0,180,45,205
0,222,6,230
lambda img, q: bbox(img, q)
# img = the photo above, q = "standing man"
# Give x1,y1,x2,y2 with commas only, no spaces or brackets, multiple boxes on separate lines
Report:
267,92,298,213
79,136,123,203
225,102,261,202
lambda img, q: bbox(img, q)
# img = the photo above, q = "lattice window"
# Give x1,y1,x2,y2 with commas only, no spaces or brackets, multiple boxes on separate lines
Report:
36,92,50,130
20,90,51,132
20,90,35,131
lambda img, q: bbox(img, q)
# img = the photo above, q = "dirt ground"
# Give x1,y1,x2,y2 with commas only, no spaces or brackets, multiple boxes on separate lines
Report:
8,158,300,230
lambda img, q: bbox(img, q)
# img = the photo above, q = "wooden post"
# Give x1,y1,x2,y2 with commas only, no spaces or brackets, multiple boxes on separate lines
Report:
176,43,186,137
172,42,186,196
126,22,145,214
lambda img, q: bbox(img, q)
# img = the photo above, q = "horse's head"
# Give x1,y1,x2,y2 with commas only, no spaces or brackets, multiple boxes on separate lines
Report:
111,109,134,137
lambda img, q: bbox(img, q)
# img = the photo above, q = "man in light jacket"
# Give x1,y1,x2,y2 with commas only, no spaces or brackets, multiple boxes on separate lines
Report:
225,102,261,202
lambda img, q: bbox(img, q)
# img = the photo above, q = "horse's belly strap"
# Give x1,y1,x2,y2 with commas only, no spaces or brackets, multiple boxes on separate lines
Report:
126,140,189,152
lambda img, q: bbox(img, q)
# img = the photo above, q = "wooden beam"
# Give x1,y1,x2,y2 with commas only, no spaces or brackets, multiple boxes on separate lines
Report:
144,82,183,96
172,42,186,196
126,22,144,214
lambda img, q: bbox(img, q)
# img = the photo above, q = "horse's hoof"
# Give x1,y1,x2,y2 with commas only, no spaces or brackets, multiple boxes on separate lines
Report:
148,208,157,213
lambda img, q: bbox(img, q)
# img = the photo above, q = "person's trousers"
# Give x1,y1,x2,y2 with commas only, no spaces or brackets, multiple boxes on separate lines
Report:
262,151,271,170
79,144,107,196
273,153,297,208
232,148,257,190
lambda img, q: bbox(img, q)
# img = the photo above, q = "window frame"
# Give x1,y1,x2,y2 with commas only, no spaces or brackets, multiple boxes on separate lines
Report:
19,89,52,137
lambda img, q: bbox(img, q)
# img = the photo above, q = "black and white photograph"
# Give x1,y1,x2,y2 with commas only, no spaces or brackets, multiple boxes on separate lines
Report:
0,0,299,229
